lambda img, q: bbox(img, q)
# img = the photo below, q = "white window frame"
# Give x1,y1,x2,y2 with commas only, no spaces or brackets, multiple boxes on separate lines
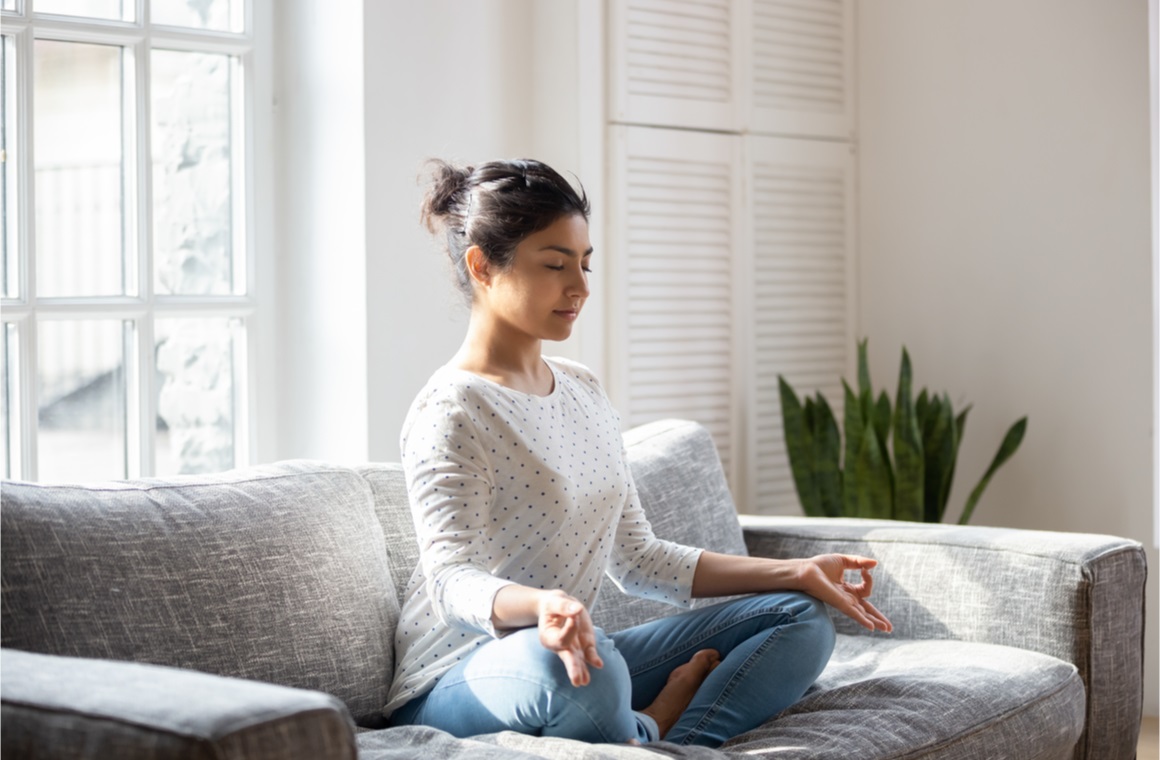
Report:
1,0,271,481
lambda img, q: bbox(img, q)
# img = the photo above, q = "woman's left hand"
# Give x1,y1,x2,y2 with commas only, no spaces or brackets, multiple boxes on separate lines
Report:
795,554,893,633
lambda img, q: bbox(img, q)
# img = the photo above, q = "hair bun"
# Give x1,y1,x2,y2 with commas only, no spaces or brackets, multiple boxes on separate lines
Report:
419,159,473,233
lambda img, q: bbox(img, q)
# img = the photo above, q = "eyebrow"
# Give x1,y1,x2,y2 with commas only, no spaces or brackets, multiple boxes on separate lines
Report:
539,245,594,257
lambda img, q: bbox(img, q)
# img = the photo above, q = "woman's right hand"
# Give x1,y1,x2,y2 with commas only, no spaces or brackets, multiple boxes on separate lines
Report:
537,590,603,686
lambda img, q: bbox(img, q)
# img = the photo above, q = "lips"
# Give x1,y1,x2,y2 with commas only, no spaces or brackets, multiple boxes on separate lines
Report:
553,309,579,321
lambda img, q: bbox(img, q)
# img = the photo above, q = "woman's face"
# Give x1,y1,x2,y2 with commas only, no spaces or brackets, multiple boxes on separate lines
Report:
476,213,592,343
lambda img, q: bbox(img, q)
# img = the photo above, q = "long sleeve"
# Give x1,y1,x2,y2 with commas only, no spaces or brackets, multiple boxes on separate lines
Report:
401,396,515,637
605,446,703,608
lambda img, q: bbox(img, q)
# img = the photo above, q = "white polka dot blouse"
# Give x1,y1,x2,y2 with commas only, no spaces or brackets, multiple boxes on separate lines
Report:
383,356,703,716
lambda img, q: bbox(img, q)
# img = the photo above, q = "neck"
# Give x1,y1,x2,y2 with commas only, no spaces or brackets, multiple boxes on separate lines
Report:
453,310,545,381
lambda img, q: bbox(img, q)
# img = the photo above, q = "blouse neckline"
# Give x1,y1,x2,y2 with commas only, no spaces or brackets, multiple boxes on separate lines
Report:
446,357,560,400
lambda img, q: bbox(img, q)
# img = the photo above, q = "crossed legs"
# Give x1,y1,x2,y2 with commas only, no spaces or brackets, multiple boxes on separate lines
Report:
389,592,836,747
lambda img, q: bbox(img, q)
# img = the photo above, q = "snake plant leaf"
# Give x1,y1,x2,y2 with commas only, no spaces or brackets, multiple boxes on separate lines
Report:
958,416,1028,525
779,376,822,517
944,402,971,513
892,348,924,522
955,405,972,449
812,393,843,517
916,389,930,427
937,399,965,517
857,339,872,400
921,396,956,523
850,426,894,519
872,391,892,453
872,389,894,505
842,380,865,516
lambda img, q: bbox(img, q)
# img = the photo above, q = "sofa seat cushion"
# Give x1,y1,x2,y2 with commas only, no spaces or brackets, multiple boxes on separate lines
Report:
357,635,1081,760
721,634,1086,759
1,461,399,728
357,725,679,760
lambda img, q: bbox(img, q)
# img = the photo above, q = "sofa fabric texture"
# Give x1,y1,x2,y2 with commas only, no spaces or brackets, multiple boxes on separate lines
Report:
0,462,399,728
722,635,1085,760
0,418,1146,759
355,463,419,611
1,648,357,760
741,515,1147,760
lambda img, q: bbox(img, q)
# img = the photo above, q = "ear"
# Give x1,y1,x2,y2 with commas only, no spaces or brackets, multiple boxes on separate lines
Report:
465,245,491,287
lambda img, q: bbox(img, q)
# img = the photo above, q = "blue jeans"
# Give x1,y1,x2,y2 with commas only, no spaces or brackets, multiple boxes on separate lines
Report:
388,592,836,747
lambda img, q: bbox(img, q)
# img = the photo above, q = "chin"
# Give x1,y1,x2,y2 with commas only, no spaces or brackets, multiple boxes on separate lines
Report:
543,326,575,342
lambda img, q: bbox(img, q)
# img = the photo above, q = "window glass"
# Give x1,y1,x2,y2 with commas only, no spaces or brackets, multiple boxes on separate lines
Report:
37,319,127,482
34,40,125,297
1,323,14,478
152,49,236,295
2,35,16,299
151,0,237,32
36,0,127,21
154,317,238,475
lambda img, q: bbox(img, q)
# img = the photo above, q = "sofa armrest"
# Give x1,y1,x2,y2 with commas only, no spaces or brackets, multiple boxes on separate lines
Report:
740,515,1146,760
1,649,358,760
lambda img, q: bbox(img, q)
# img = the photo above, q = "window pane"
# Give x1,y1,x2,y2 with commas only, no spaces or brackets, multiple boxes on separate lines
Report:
35,41,125,297
35,0,126,21
151,0,237,32
38,319,126,483
1,323,15,478
2,35,16,299
152,50,236,295
155,317,237,476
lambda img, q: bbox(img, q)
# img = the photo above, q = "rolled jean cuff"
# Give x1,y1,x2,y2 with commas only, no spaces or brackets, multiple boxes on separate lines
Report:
634,710,660,742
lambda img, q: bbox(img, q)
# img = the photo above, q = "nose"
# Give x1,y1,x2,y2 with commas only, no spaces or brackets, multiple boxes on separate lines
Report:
567,264,590,299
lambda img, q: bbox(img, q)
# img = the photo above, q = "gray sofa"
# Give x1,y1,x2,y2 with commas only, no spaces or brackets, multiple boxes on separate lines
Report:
1,419,1145,760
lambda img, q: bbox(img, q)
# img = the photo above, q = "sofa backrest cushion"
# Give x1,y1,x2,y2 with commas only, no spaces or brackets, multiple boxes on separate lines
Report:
591,418,748,632
354,463,419,610
1,461,398,729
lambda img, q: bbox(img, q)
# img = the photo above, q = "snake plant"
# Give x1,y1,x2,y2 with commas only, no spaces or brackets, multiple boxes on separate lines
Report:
778,340,1027,524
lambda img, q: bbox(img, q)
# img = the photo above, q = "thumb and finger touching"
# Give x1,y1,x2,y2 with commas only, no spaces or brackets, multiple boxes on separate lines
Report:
539,594,603,687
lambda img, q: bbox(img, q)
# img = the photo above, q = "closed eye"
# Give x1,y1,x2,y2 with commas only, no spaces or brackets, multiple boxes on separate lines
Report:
547,265,594,273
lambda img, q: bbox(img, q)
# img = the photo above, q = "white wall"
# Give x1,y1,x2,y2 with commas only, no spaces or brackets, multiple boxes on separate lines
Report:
858,0,1157,716
272,0,369,464
363,0,594,463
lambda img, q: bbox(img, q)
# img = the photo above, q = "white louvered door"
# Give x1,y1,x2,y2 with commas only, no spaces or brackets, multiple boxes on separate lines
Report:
746,135,856,514
608,125,742,486
605,0,857,514
748,0,854,139
609,0,740,132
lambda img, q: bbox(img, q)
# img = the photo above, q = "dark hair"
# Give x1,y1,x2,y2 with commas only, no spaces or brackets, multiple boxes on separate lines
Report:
420,158,590,300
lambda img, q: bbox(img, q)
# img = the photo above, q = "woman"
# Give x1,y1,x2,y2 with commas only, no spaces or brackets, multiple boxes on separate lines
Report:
385,158,892,747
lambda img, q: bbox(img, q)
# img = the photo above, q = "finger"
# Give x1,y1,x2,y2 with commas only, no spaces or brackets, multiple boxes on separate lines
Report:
572,607,604,668
558,649,590,687
848,605,878,631
860,597,893,633
841,554,878,570
832,592,877,631
547,595,585,618
839,564,876,598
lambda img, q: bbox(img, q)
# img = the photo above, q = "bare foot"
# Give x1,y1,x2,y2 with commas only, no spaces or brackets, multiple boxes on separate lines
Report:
639,649,721,740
